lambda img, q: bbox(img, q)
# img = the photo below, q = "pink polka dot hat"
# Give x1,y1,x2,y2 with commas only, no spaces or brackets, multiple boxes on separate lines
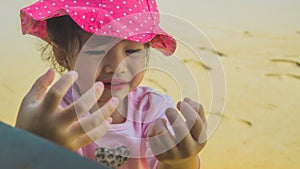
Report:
20,0,177,56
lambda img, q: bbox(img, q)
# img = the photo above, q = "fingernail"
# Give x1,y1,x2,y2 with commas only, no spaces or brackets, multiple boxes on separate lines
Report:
45,68,53,75
106,117,113,124
95,82,104,92
111,97,119,105
177,101,182,109
68,71,78,80
43,69,55,78
183,97,190,102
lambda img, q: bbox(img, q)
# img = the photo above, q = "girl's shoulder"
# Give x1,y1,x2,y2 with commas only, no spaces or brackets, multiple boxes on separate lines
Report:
128,86,175,118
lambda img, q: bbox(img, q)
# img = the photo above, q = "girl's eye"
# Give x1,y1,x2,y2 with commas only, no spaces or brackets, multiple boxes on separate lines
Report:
126,49,142,55
84,50,105,55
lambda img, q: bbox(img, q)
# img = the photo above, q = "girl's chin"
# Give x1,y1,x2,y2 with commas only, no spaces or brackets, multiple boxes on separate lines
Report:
99,86,133,101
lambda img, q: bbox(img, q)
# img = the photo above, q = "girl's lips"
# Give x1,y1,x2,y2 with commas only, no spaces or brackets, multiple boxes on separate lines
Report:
100,79,130,90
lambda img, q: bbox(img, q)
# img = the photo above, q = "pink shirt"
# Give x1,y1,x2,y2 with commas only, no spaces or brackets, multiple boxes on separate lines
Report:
62,86,200,169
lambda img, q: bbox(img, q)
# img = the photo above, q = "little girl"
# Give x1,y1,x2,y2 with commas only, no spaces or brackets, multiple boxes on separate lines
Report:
16,0,206,168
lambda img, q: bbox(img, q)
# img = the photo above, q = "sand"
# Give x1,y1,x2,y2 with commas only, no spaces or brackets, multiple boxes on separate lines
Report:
1,0,300,169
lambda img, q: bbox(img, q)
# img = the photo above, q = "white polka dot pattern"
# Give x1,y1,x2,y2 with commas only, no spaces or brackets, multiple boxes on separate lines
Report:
20,0,176,56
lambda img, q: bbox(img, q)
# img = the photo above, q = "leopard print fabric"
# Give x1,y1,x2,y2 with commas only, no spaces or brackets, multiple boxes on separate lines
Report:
95,145,129,168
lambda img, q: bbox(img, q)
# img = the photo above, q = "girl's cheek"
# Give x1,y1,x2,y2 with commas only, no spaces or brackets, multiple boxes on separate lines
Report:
75,60,102,93
128,56,146,74
129,59,146,89
74,55,106,92
130,72,145,89
76,76,94,93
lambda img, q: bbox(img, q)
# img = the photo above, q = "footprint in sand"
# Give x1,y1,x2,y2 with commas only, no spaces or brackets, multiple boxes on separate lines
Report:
213,50,227,57
265,73,282,79
286,73,300,80
198,46,227,57
209,112,252,127
244,30,252,37
265,104,278,111
182,59,212,70
268,59,300,80
270,58,300,68
265,73,300,80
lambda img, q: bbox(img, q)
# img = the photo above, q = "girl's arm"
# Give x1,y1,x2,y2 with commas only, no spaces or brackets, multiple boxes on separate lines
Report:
15,69,118,151
147,98,206,169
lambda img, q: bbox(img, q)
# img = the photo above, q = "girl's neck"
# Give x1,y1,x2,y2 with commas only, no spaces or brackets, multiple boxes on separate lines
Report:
110,96,128,124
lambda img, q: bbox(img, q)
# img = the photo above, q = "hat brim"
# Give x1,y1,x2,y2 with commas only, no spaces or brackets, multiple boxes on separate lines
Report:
20,1,176,56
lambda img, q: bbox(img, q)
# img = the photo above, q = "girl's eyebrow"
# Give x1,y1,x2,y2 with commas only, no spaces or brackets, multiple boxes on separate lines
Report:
85,36,120,48
84,50,105,55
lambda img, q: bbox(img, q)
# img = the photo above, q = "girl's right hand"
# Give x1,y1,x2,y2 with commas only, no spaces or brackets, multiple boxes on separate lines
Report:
15,69,118,151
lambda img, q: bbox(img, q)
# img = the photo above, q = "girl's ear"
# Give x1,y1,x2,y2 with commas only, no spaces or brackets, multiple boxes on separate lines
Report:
51,42,69,69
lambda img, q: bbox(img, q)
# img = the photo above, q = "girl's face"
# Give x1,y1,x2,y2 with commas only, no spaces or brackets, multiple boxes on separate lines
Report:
68,34,147,104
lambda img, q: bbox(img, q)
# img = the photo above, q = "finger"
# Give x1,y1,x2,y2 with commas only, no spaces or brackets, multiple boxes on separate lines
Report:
153,118,177,153
147,122,167,157
61,82,104,122
182,97,206,123
179,101,206,143
72,120,112,150
41,71,78,112
165,108,189,142
23,69,55,104
78,97,118,132
69,97,118,135
166,108,195,156
182,98,207,144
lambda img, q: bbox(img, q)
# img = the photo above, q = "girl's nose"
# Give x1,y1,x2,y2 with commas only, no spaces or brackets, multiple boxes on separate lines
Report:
103,52,128,74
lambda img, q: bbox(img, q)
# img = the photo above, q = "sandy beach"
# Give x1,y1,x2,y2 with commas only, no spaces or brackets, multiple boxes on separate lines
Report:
1,0,300,168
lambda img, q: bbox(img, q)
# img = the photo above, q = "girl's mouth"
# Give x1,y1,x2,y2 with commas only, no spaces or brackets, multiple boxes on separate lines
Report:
101,79,130,90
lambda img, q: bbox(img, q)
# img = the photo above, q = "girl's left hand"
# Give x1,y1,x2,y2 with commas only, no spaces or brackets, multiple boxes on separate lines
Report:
147,97,207,169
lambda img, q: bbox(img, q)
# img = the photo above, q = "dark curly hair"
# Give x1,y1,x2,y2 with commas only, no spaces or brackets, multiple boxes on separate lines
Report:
40,16,84,74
